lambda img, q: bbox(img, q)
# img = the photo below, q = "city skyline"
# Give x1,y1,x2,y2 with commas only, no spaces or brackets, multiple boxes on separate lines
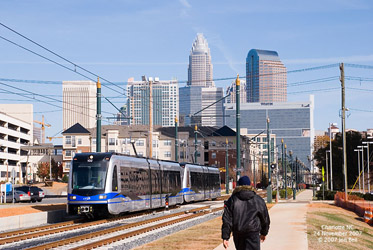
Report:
0,1,372,140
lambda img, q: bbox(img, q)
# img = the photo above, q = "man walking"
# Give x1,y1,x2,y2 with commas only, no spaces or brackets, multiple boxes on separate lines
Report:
222,176,270,250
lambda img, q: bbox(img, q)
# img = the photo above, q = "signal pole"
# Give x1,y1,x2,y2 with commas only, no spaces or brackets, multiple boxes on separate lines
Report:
96,77,101,152
340,63,348,200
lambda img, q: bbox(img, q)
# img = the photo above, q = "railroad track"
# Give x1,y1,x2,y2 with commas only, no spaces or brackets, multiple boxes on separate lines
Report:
22,205,215,250
0,203,222,250
0,205,186,247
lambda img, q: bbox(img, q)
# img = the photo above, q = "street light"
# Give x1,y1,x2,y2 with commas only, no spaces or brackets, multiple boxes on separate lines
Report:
358,145,367,193
354,148,362,193
329,123,337,191
326,150,330,190
362,140,373,194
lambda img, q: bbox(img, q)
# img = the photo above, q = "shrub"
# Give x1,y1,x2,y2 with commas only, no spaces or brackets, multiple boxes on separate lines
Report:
298,183,306,189
272,188,293,199
62,174,68,183
316,190,337,200
363,192,373,201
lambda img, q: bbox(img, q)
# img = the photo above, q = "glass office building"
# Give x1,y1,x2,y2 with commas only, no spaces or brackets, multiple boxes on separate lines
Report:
246,49,287,103
224,95,314,169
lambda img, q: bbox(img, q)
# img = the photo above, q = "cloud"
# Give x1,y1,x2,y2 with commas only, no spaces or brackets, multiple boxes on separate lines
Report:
179,0,191,8
202,33,240,73
179,0,191,18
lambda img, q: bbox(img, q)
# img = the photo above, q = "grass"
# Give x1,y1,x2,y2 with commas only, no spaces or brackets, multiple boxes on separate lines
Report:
134,203,274,250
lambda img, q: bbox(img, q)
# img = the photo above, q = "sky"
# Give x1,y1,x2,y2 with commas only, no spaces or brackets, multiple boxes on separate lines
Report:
0,0,372,141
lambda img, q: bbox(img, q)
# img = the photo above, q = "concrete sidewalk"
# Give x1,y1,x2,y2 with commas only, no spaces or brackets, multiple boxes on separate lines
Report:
214,189,313,250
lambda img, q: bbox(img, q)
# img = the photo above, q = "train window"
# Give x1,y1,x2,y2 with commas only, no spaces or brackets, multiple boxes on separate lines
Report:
112,165,118,191
72,161,107,190
151,169,161,194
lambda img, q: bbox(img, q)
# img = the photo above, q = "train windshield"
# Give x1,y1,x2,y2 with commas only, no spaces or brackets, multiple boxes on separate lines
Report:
72,161,108,190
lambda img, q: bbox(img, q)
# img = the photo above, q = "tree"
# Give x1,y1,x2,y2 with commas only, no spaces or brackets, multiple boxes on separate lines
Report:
37,162,49,181
314,131,362,190
51,158,59,180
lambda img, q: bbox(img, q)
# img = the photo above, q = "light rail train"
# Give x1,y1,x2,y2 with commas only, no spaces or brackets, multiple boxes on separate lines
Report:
67,153,221,217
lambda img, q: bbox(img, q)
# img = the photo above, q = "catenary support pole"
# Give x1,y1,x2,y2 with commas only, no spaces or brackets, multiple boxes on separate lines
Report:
194,125,198,164
226,138,229,194
236,75,241,181
175,117,178,162
96,77,102,152
267,117,272,203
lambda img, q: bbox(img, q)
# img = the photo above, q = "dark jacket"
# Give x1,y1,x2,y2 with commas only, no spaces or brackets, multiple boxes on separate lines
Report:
222,186,270,240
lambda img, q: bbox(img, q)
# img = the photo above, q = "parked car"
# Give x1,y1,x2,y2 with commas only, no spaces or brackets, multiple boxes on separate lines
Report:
2,190,31,203
37,188,45,202
15,186,42,202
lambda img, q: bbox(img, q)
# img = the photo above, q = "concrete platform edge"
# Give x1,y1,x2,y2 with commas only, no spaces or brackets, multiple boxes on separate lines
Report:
0,210,67,231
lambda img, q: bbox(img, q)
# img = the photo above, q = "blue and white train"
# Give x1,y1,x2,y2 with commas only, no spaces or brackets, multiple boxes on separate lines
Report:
67,152,221,217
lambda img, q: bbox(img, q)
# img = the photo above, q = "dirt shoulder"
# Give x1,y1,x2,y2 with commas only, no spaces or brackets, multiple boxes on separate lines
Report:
0,204,66,218
307,203,373,250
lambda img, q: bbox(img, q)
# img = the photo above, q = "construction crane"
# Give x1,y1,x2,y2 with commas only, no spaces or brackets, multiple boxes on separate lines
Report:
34,115,51,144
46,136,63,141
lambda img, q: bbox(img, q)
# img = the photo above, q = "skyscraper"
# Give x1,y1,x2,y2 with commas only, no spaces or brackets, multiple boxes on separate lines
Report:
246,49,287,103
63,81,96,130
188,33,214,87
127,77,179,127
180,34,223,127
226,79,247,104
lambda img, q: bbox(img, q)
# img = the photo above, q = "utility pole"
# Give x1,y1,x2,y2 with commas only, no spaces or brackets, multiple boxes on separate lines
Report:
149,78,153,159
236,75,241,181
340,63,348,200
194,125,198,164
267,117,272,203
175,116,178,162
96,77,102,153
226,138,229,194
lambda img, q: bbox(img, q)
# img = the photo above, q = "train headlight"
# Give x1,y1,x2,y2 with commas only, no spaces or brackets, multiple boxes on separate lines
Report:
71,196,77,200
99,195,107,200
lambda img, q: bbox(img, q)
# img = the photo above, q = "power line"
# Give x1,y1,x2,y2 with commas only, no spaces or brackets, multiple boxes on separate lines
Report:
287,87,340,95
345,63,373,70
349,108,373,113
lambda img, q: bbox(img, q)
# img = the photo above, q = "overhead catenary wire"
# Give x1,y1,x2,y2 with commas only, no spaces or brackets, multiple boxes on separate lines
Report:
0,22,127,94
0,34,127,116
0,81,113,115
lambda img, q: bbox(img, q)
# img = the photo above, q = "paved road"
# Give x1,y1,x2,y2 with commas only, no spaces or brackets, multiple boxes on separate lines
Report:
214,189,313,250
0,197,66,208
